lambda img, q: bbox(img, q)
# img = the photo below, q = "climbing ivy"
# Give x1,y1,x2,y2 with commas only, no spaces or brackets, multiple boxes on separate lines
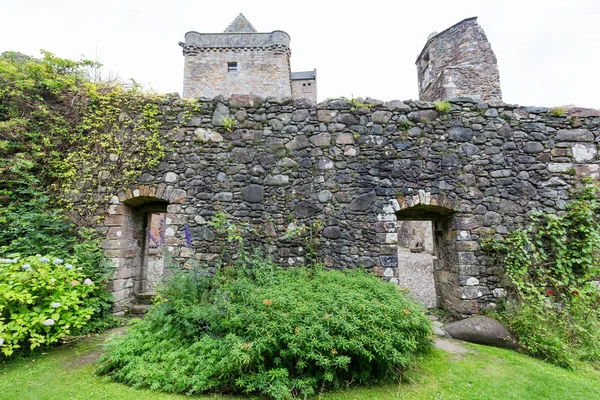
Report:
483,178,600,368
0,50,167,231
52,86,166,225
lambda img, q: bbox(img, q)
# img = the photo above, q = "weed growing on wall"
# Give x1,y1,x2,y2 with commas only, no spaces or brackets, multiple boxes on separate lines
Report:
97,259,431,399
220,116,236,132
483,179,600,368
434,100,451,115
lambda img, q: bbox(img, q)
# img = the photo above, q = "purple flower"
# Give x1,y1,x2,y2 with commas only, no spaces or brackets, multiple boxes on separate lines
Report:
184,224,193,248
21,264,31,270
65,264,73,269
83,278,93,285
147,228,160,247
158,218,166,245
42,319,55,326
51,302,61,308
0,258,17,264
39,257,50,263
53,259,63,265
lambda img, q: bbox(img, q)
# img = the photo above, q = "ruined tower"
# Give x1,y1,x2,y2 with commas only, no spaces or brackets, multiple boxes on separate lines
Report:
180,14,317,100
416,17,502,102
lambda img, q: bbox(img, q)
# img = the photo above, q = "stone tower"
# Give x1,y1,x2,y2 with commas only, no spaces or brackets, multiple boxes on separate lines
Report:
416,17,502,102
180,14,317,100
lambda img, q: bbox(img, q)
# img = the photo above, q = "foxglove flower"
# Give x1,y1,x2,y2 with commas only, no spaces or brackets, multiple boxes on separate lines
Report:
83,278,93,285
51,302,61,308
42,319,55,326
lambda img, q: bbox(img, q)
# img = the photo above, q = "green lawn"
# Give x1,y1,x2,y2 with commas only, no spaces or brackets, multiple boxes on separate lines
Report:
1,330,600,400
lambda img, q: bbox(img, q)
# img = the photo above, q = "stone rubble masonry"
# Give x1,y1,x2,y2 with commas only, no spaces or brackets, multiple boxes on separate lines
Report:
100,93,600,318
417,17,502,102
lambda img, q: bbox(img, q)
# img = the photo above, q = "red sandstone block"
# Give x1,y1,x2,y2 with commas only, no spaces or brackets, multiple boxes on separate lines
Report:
104,214,126,226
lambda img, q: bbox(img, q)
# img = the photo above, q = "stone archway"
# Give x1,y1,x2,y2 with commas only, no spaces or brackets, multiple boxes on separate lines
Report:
379,191,480,317
102,185,186,315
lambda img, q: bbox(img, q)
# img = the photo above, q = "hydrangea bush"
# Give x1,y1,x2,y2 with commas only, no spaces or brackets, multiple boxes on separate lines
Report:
0,255,96,356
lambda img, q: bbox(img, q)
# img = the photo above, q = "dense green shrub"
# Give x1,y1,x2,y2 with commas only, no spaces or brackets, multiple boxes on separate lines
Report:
97,261,432,399
0,255,98,356
484,179,600,368
0,50,158,343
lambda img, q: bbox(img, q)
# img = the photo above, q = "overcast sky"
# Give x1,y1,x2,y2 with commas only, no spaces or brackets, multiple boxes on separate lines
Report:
2,0,598,107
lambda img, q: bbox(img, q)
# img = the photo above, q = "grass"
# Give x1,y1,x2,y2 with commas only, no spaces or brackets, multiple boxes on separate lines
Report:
1,329,600,400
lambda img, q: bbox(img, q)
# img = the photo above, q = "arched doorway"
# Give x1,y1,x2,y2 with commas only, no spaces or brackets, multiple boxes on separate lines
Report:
103,188,174,316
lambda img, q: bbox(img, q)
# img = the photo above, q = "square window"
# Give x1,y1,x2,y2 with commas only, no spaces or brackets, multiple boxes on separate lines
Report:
228,62,238,72
307,83,312,93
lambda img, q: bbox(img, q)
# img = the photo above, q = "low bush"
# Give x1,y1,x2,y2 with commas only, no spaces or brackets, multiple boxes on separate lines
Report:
97,260,432,399
0,255,98,356
484,179,600,368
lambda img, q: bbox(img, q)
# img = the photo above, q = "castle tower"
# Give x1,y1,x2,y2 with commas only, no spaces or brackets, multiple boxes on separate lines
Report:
416,17,502,102
180,14,301,99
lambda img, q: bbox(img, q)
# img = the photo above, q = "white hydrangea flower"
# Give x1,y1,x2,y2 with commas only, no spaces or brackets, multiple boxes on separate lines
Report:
21,264,31,270
51,302,61,308
49,278,56,283
0,338,4,346
83,278,93,285
53,259,64,265
42,319,55,326
65,264,73,269
39,257,50,263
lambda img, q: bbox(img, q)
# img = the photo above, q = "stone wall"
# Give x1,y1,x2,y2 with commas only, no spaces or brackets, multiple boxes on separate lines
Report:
100,94,600,317
417,17,502,102
182,48,292,99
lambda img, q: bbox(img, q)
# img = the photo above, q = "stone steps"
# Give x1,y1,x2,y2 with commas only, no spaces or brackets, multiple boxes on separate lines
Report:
130,291,157,317
130,304,150,316
136,291,157,305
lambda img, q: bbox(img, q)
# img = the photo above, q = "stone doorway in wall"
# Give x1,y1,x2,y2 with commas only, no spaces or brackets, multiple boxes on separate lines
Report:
396,220,437,308
395,205,454,310
121,198,169,295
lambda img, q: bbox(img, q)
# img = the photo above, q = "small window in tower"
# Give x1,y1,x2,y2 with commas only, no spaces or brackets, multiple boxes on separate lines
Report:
302,83,307,93
228,62,238,72
307,83,312,93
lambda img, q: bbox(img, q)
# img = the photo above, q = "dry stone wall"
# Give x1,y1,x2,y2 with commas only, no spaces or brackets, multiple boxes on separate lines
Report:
101,94,600,317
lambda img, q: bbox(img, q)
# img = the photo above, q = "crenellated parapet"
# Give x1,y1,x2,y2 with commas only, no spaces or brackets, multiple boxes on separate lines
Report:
180,30,291,56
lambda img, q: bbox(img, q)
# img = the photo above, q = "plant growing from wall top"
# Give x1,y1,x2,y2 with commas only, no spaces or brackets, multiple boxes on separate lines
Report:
434,100,451,116
346,97,373,112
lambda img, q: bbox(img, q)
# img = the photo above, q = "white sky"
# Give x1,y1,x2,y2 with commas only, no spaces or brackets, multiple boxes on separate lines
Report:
1,0,599,107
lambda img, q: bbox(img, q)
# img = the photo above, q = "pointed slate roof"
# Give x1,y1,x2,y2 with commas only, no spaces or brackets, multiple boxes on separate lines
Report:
224,13,257,33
